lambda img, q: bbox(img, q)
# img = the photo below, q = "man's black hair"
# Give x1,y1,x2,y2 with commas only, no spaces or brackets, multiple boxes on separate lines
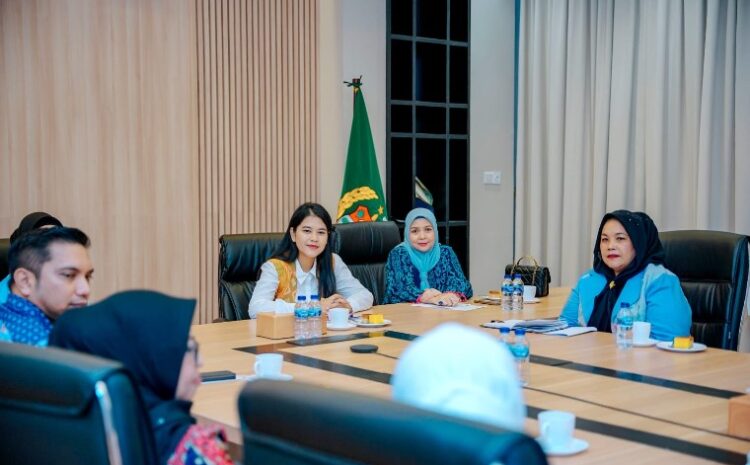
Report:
8,227,91,283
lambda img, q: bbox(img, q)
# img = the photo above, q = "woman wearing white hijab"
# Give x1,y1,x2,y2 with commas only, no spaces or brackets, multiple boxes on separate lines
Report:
383,208,472,306
391,322,526,432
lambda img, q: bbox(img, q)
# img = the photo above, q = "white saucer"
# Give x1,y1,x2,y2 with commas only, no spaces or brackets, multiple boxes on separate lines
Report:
633,338,658,347
241,373,294,381
656,341,707,353
536,437,589,456
355,319,392,328
524,298,541,304
327,322,357,331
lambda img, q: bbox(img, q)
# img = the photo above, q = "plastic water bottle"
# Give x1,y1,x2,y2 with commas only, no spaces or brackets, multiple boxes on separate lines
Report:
498,326,513,346
615,302,634,349
501,274,513,311
309,294,322,338
511,274,524,311
294,295,308,340
511,328,530,386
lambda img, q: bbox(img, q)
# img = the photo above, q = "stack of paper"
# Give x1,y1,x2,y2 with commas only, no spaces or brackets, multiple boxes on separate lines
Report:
545,326,597,336
412,303,484,311
482,319,597,337
484,319,567,333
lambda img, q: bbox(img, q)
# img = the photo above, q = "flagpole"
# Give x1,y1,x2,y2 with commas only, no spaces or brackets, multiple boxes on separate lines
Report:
337,76,389,223
344,75,363,106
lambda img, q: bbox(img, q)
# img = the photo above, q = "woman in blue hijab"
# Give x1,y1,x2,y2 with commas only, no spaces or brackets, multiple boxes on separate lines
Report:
383,208,472,305
559,210,691,341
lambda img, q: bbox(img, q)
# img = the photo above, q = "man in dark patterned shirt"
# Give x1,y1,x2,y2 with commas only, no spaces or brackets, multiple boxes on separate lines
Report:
0,227,93,346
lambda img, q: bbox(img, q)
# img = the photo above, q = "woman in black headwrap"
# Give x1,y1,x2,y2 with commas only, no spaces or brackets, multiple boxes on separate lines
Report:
49,290,233,465
559,210,691,341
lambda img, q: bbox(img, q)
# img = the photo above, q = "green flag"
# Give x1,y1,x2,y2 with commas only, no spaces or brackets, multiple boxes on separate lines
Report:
337,78,388,223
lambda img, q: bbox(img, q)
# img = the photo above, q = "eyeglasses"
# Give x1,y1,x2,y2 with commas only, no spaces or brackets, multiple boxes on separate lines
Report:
186,336,200,363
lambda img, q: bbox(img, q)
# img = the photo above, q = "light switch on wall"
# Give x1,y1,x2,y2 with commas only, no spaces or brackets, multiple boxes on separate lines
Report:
482,171,502,185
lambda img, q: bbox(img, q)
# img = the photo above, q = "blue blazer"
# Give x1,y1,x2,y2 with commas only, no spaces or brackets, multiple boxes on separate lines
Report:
559,264,692,341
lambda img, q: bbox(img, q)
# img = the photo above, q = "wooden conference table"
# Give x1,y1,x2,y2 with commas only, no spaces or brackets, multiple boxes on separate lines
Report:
191,288,750,465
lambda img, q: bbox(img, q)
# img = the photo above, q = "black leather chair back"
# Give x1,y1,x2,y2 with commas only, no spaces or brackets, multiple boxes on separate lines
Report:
218,232,285,320
333,221,401,305
0,343,158,465
239,379,547,465
0,237,9,277
660,230,749,350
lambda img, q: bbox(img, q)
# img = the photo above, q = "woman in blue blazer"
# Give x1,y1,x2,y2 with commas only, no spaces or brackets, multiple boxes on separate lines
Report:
559,210,691,341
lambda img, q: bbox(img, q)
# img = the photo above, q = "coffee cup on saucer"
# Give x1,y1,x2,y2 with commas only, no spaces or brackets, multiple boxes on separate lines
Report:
633,321,652,344
328,308,350,327
253,353,289,379
539,410,574,449
536,410,588,455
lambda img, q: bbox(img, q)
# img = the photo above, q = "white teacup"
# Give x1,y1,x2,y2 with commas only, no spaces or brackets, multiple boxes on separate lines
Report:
254,353,284,379
328,307,350,327
538,410,575,450
633,321,652,343
523,285,537,301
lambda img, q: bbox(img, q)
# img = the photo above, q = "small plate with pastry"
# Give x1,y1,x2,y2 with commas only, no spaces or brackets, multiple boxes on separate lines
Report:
656,336,707,353
355,312,391,328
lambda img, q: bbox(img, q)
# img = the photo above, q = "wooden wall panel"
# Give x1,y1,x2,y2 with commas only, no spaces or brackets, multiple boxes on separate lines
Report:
0,1,199,309
196,0,318,322
1,0,318,323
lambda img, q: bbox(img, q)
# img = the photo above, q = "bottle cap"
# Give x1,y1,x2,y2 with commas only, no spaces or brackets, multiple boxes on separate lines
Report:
499,327,510,334
514,328,526,336
620,302,631,308
296,295,306,301
311,294,319,300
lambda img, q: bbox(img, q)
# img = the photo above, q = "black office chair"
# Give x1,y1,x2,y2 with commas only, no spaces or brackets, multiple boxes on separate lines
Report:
0,237,9,277
239,379,547,465
0,343,158,465
218,232,285,320
660,230,749,350
333,221,401,305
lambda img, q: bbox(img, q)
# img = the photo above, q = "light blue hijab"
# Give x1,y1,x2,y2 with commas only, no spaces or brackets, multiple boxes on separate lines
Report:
400,208,441,290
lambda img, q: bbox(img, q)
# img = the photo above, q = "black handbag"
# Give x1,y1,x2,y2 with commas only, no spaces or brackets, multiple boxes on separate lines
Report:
504,256,551,297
